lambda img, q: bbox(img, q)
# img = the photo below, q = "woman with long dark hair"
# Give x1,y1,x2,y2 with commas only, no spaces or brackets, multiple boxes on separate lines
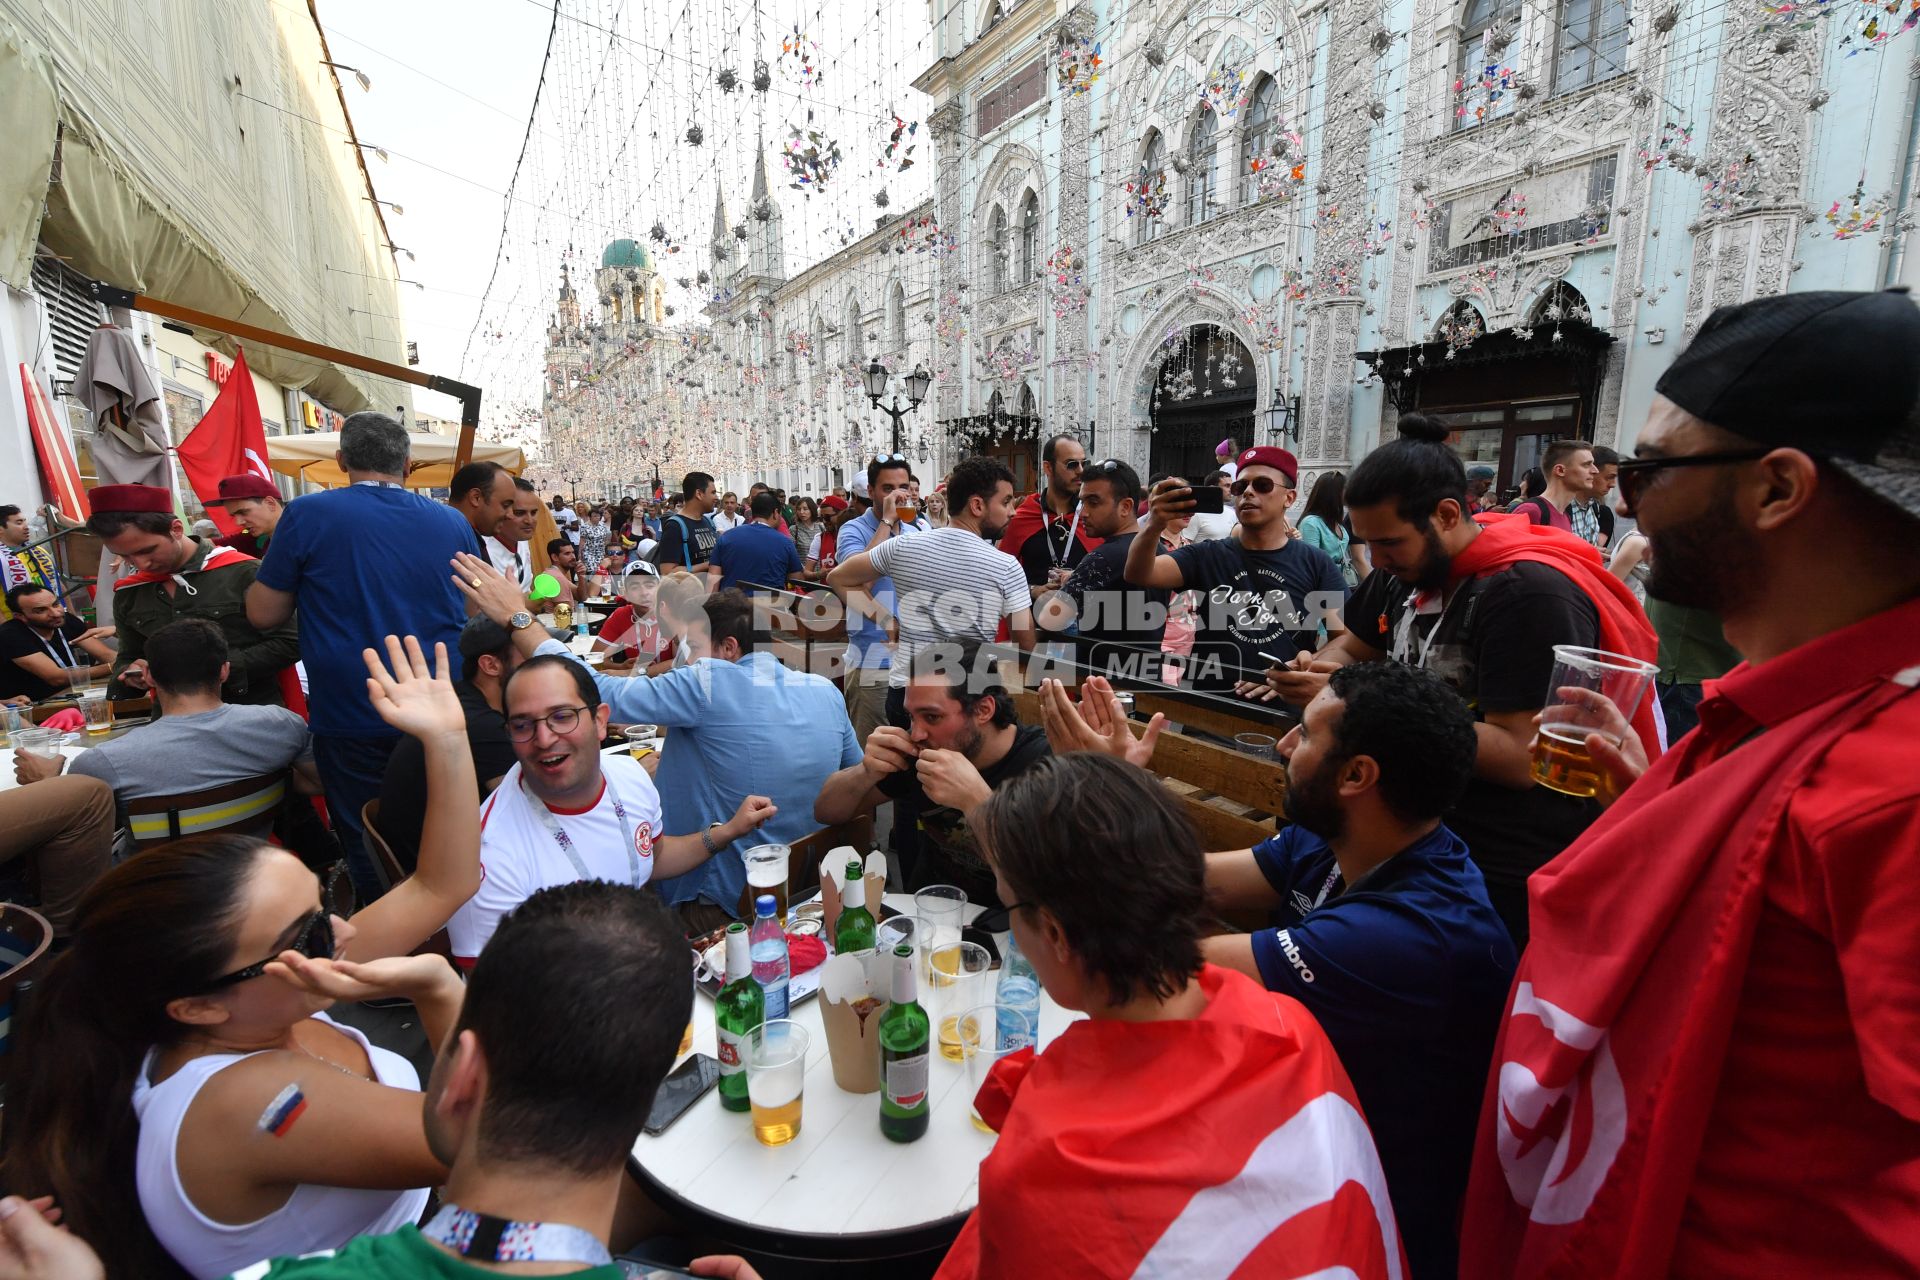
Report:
1297,471,1366,589
2,636,480,1279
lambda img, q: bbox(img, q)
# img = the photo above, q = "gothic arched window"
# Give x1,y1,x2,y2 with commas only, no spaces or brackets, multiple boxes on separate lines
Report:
1241,75,1278,205
1135,132,1168,246
1187,109,1220,226
986,205,1009,293
1455,0,1522,132
1018,191,1040,284
1553,0,1629,93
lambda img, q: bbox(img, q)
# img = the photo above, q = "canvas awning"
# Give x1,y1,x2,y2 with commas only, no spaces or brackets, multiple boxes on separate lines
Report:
267,432,522,489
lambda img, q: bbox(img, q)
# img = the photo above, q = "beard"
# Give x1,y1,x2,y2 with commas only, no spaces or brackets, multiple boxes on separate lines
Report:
1411,523,1454,592
1283,756,1347,842
1644,475,1755,613
954,721,985,762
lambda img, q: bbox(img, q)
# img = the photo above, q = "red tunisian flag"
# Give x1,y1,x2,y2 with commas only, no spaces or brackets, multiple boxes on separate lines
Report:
938,965,1404,1280
176,347,273,536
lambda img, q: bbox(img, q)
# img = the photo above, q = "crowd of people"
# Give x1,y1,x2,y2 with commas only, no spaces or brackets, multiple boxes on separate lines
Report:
2,288,1917,1279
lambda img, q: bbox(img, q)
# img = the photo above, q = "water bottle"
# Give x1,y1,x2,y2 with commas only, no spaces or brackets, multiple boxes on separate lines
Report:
995,927,1041,1052
749,893,790,1020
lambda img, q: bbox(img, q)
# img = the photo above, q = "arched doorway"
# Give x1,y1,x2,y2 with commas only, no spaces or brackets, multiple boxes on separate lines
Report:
1148,324,1256,480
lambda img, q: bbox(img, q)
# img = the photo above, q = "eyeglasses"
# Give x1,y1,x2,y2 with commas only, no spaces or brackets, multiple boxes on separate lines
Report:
505,705,595,741
201,864,345,991
1230,475,1289,497
1054,457,1086,472
1614,449,1773,514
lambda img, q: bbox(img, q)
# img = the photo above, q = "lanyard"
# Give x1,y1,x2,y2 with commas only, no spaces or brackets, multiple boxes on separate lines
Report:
351,479,405,489
1045,501,1083,569
520,776,642,886
423,1204,611,1266
31,625,77,670
1393,583,1464,671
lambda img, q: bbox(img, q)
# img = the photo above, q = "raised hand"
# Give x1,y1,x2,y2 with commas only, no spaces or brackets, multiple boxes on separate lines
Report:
450,551,528,625
362,635,464,742
1039,676,1162,770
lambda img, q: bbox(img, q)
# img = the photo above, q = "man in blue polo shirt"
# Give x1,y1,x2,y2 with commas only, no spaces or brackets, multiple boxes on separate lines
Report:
246,411,482,900
1202,660,1515,1280
709,491,803,595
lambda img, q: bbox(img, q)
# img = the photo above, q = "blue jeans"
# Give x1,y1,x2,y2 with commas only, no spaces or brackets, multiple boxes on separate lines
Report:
312,734,401,901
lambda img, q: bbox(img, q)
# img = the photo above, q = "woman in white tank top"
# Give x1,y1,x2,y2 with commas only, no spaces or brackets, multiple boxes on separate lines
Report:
2,636,482,1278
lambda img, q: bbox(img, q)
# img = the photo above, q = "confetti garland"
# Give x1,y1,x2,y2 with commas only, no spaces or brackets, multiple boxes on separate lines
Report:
1046,244,1090,318
934,290,969,343
896,215,957,257
880,112,919,172
1703,152,1759,214
784,330,814,359
1454,51,1517,125
1241,303,1287,352
1492,189,1528,238
1057,36,1103,96
781,27,824,88
1856,0,1920,46
783,118,843,195
1824,179,1889,238
980,335,1037,382
1124,165,1170,220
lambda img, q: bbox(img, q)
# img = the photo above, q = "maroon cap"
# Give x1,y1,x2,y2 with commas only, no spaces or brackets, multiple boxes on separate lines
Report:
819,494,850,512
1234,446,1300,486
204,474,280,505
88,484,175,514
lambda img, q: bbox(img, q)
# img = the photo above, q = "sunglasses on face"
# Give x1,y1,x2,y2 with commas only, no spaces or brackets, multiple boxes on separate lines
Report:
1054,457,1086,472
1230,475,1289,497
202,864,344,991
505,705,595,741
1613,449,1773,514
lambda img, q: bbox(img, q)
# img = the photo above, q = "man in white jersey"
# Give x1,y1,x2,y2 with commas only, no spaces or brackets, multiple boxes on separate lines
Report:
827,454,1037,730
446,654,774,964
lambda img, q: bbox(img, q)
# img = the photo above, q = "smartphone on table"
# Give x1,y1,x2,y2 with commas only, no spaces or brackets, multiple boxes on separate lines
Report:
642,1053,720,1136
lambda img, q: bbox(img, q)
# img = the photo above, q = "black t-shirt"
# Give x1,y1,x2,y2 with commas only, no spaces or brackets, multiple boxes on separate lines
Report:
377,680,519,873
1012,504,1094,587
1347,562,1604,948
1169,537,1347,693
657,513,717,569
1056,532,1170,681
0,615,89,702
879,724,1050,906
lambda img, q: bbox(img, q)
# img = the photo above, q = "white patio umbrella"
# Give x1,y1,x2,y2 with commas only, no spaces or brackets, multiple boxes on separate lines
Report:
265,431,524,489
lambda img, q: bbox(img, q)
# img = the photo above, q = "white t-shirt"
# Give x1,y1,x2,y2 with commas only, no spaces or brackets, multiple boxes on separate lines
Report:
448,754,665,962
485,536,532,590
712,511,745,532
866,526,1033,688
1183,510,1239,544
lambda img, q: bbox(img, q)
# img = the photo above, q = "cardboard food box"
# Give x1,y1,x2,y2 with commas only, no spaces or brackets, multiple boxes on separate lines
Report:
819,949,891,1093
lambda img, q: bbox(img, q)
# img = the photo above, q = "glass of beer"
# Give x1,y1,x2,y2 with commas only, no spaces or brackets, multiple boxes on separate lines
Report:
80,692,113,736
927,941,992,1062
894,497,919,525
746,1019,810,1147
961,1003,1033,1133
913,885,967,959
1531,645,1659,799
743,844,791,922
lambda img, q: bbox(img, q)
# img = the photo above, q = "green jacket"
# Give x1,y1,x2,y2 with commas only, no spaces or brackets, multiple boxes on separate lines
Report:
109,538,301,705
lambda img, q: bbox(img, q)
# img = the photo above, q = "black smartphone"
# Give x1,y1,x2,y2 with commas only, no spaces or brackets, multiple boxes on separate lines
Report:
643,1053,720,1136
1188,484,1226,515
962,923,1004,968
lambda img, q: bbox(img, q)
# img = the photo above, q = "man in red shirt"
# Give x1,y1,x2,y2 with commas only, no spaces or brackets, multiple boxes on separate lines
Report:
1463,288,1920,1277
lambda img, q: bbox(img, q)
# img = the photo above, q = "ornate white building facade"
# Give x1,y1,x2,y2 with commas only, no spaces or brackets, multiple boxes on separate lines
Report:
539,0,1919,499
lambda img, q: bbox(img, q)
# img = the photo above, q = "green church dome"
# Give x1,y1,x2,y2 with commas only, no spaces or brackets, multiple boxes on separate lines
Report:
601,239,655,270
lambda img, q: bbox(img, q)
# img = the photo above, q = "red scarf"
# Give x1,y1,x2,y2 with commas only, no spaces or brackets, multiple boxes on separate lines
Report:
1452,513,1660,759
996,491,1102,561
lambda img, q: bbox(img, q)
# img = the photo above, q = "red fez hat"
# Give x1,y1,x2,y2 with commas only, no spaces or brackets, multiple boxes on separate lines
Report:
819,494,849,513
1234,446,1300,486
88,484,175,515
205,474,280,505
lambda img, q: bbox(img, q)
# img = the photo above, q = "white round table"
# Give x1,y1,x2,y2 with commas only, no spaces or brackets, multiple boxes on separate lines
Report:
630,893,1081,1261
0,744,87,794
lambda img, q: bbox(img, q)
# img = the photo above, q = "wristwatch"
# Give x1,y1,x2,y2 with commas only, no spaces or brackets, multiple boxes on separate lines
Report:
701,820,726,856
508,610,535,631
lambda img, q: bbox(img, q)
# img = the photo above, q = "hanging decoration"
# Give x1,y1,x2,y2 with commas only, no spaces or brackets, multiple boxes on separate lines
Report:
1438,306,1484,357
1823,179,1889,238
715,66,739,93
781,27,824,87
1200,68,1249,116
752,59,772,91
1454,45,1517,126
980,334,1037,382
880,112,919,171
686,124,705,146
783,116,844,194
1491,189,1528,238
1185,262,1220,296
896,214,958,257
1635,120,1696,172
1249,121,1308,202
934,290,969,344
785,329,814,359
1124,165,1170,220
1703,151,1759,214
1282,267,1310,302
1057,35,1103,96
1045,244,1090,318
1855,0,1920,48
1241,303,1287,352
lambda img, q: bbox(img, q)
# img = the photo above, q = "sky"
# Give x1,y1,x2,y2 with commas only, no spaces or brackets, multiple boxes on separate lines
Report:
314,0,949,450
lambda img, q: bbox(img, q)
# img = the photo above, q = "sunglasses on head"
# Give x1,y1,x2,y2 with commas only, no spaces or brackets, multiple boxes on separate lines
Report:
201,864,345,991
1230,475,1290,497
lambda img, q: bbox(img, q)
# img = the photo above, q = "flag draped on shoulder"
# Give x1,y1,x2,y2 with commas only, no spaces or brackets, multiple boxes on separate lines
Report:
176,347,273,537
938,965,1403,1280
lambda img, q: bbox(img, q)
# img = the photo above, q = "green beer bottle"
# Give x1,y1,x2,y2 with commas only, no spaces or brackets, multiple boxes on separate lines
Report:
878,943,930,1142
714,922,762,1113
835,857,877,955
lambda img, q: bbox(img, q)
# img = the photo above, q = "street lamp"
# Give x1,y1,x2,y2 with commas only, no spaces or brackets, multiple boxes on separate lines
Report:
1264,392,1302,446
863,359,931,452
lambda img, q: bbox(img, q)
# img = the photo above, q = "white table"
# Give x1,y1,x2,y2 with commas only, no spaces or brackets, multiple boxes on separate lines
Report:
0,744,86,794
631,893,1081,1261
